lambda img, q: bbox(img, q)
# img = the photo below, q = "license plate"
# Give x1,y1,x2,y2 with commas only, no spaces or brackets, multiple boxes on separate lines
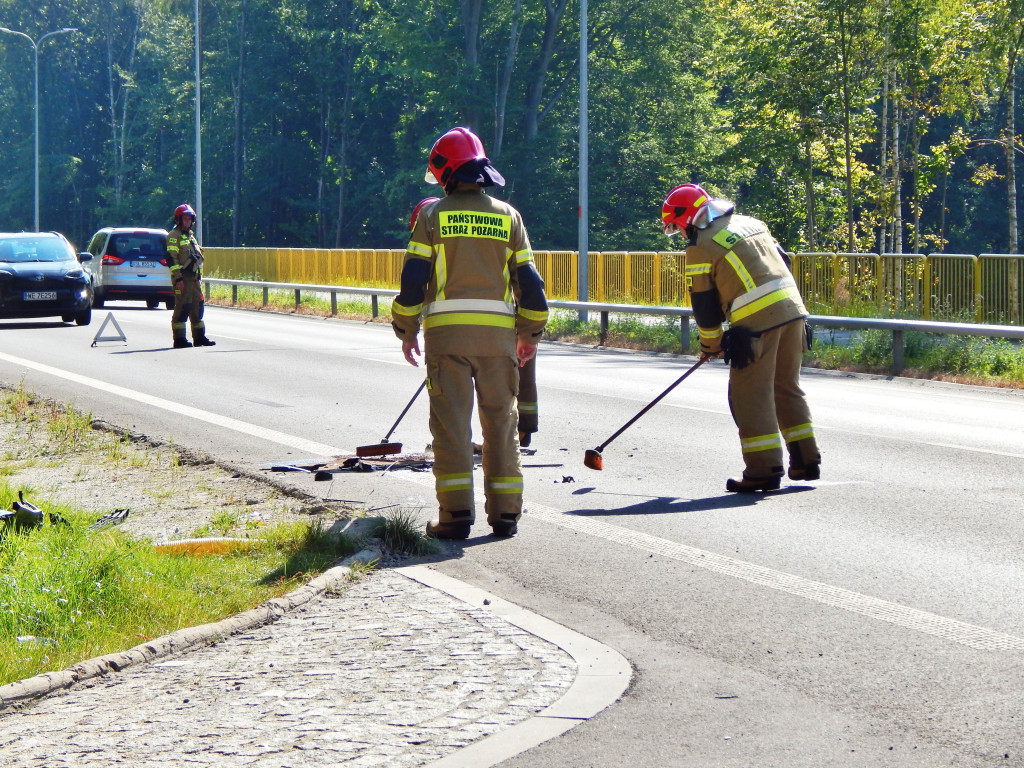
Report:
130,261,155,268
24,291,56,301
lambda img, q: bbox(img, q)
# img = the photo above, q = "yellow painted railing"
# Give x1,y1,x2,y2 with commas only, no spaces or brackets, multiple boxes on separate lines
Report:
204,247,1024,324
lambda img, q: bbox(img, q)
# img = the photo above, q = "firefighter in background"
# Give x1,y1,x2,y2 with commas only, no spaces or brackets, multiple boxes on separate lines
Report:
393,128,549,539
167,204,215,348
409,196,541,449
661,183,820,492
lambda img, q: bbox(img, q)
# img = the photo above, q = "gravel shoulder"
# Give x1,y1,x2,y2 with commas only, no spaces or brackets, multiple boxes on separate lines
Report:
0,394,356,543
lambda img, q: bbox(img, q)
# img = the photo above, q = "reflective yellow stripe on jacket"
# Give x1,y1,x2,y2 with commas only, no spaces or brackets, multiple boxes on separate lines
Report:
423,298,516,330
730,276,802,323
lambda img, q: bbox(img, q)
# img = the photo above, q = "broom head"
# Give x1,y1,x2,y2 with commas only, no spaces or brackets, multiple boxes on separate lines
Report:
583,448,603,471
356,441,402,458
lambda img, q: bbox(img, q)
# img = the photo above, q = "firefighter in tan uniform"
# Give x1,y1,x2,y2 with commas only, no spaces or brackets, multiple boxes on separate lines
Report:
167,204,215,348
393,128,549,538
409,196,540,449
661,183,820,492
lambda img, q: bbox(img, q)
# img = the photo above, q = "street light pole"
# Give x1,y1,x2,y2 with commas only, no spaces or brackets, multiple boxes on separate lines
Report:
0,27,76,232
578,0,589,322
194,0,203,242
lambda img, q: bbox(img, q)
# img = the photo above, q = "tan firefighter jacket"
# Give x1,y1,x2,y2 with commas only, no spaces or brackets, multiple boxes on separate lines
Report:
684,211,806,353
167,224,204,280
392,187,549,358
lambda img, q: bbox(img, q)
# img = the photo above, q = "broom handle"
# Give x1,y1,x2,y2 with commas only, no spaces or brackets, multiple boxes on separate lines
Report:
597,358,705,452
383,380,427,441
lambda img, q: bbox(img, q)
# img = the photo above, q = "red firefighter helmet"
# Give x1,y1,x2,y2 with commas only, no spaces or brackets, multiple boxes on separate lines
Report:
410,197,440,231
174,203,196,226
424,127,503,187
661,184,709,235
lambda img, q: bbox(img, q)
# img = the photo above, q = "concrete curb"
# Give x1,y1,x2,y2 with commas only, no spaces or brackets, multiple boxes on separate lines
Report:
399,565,632,768
0,547,381,711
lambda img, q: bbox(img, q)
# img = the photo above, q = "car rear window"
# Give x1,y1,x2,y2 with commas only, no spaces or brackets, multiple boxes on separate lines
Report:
0,236,72,263
107,232,167,259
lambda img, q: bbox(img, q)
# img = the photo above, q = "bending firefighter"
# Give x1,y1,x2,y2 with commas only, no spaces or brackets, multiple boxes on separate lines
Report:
392,128,549,539
168,204,215,348
661,183,820,492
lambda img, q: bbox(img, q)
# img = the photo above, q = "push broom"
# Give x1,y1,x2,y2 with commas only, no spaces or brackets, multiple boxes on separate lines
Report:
584,357,706,470
356,380,426,458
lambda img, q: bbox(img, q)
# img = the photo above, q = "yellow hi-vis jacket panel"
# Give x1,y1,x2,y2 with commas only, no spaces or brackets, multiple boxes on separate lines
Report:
684,212,806,336
166,224,203,277
392,188,548,358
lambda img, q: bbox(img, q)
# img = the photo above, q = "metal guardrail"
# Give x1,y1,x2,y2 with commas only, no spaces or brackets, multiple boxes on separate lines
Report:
203,278,1024,376
205,247,1024,323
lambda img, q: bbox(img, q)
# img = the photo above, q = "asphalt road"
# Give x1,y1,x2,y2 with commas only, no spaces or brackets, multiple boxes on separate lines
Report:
1,305,1022,767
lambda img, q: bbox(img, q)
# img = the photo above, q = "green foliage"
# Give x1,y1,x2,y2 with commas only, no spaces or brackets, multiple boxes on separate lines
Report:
0,0,1021,255
371,509,438,557
0,489,361,686
543,309,690,352
811,329,1024,383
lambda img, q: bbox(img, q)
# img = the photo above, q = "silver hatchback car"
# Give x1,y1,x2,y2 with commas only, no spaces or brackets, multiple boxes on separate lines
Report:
86,227,174,309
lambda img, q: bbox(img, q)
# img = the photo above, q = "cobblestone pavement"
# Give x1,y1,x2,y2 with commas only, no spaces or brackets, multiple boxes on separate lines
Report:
0,567,576,767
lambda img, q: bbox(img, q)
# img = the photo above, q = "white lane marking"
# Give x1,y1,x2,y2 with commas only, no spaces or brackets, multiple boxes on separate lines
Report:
6,351,1019,651
0,351,347,458
399,471,1024,651
524,502,1024,651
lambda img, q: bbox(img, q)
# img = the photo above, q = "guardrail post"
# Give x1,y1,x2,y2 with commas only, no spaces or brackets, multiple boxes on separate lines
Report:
371,294,379,318
294,289,301,309
680,316,691,354
892,329,904,375
262,286,268,307
331,291,338,315
231,285,238,305
600,311,609,345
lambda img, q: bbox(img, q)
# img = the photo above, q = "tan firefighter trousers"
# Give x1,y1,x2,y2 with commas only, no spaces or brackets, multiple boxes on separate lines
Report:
426,354,523,529
171,274,208,342
727,319,819,478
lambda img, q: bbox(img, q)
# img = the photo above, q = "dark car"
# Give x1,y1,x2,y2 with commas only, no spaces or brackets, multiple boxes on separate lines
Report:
86,227,173,309
0,232,94,326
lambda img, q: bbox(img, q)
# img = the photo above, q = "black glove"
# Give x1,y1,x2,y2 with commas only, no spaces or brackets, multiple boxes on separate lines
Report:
721,326,759,369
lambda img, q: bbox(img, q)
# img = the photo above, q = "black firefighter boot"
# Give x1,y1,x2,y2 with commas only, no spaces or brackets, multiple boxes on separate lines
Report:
193,335,216,347
425,509,472,540
173,338,193,349
725,467,784,493
490,512,519,537
787,443,821,481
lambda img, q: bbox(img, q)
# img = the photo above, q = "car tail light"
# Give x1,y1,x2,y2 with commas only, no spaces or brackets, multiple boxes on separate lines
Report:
159,257,169,266
102,255,125,265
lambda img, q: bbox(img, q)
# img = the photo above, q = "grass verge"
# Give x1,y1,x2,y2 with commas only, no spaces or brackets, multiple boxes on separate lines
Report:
0,490,360,687
807,329,1024,387
0,385,370,687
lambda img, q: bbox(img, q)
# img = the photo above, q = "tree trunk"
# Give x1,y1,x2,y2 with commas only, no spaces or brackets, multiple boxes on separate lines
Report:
892,92,902,255
494,0,523,157
839,5,855,251
333,47,355,247
461,0,484,127
803,131,817,250
879,66,889,254
317,100,330,248
1003,21,1023,321
910,106,921,255
940,172,948,251
524,0,570,142
231,0,247,247
103,8,141,215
